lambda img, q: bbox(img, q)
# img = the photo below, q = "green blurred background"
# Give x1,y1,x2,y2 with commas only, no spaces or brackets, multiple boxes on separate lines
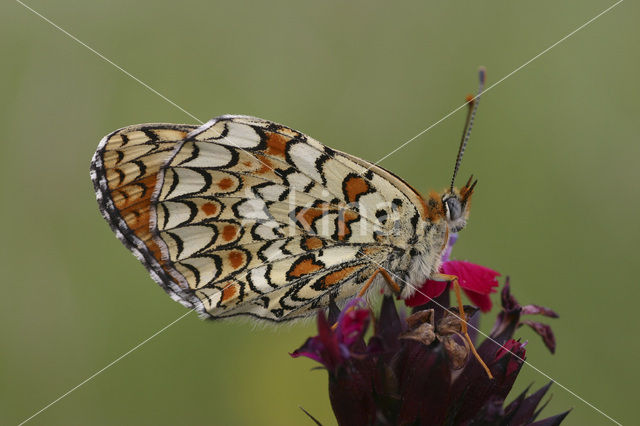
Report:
1,1,637,424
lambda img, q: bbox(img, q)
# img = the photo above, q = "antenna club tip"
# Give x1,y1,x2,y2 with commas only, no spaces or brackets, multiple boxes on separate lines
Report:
478,66,487,83
465,94,474,103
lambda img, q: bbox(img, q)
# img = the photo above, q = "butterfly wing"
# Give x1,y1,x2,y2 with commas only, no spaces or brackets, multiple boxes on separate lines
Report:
90,123,206,311
91,115,427,321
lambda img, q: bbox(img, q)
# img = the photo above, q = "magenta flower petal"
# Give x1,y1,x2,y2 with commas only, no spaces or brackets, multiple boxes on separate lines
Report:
404,279,448,307
441,260,500,294
290,298,371,373
289,339,325,365
404,261,499,310
403,232,500,312
441,260,500,312
463,288,494,312
337,306,370,347
290,312,344,371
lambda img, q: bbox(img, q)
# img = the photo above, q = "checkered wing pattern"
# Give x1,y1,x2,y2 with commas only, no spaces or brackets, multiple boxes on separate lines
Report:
91,115,426,321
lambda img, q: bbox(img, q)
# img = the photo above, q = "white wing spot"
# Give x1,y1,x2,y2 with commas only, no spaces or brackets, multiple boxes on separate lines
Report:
161,168,207,199
180,142,233,168
249,266,273,293
236,199,270,221
288,143,323,182
217,122,261,148
162,225,216,260
285,172,312,192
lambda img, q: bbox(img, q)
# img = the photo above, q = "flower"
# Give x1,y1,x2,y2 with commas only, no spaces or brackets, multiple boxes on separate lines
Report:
292,279,568,425
290,298,370,373
405,234,500,312
492,278,559,354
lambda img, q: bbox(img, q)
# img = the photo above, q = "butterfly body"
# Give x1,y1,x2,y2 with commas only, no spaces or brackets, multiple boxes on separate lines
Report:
91,115,473,321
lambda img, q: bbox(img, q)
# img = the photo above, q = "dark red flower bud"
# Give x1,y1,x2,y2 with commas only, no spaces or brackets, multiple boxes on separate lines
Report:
293,279,567,425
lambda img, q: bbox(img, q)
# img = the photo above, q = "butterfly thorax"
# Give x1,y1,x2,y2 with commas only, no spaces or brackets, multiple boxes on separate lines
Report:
382,187,474,299
389,219,448,300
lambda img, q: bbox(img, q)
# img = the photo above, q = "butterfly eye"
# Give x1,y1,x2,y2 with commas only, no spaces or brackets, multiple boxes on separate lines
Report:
445,197,462,221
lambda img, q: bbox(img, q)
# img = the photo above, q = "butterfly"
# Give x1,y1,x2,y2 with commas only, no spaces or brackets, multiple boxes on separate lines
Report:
90,71,485,326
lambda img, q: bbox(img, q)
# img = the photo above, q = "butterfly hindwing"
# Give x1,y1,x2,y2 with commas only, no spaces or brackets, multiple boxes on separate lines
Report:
90,123,206,311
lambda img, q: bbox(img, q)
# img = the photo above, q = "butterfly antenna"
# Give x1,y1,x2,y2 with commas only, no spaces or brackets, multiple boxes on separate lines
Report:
450,67,486,192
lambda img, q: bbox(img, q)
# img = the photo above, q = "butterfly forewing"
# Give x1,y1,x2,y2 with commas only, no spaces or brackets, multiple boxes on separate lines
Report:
92,115,425,321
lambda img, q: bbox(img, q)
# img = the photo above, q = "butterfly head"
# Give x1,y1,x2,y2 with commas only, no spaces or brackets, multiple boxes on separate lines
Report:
442,176,477,232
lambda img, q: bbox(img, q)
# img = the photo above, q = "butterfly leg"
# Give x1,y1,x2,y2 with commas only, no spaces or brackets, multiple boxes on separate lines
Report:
433,273,494,379
358,268,401,298
331,268,401,331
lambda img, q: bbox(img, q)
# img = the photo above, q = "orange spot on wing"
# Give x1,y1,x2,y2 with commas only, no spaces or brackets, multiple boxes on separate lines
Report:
362,246,384,256
218,177,234,190
113,174,157,210
296,203,331,231
273,126,299,138
343,175,370,203
116,188,173,275
126,209,151,232
255,154,273,174
99,147,190,292
302,237,323,250
149,241,165,263
120,201,154,240
221,283,237,302
265,132,289,157
336,210,359,241
344,210,359,222
202,202,218,216
228,251,244,269
320,265,361,289
289,257,323,278
222,224,237,241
